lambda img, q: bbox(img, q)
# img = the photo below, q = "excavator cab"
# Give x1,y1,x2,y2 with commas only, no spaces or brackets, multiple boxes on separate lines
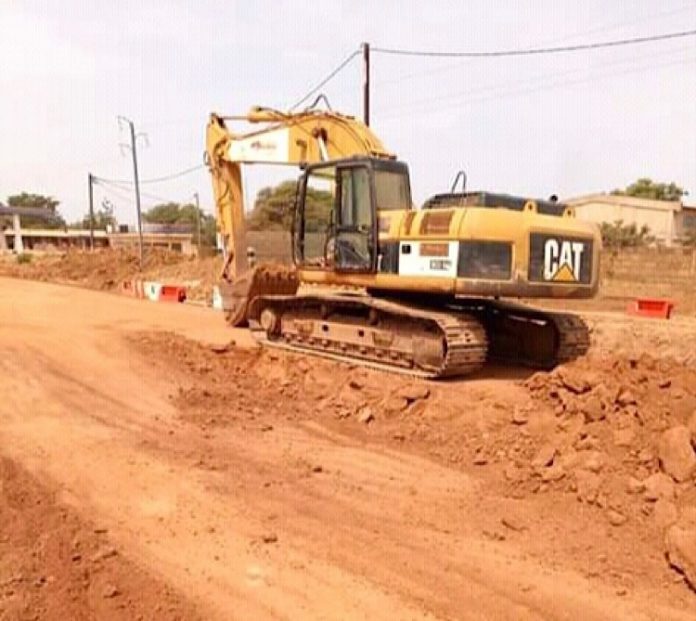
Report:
293,157,411,274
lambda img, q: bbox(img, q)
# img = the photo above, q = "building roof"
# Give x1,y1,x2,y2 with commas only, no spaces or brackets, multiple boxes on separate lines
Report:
9,228,108,238
565,193,682,212
0,203,63,219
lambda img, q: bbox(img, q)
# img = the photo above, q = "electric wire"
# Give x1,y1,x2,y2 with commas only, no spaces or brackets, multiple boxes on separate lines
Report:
95,178,188,206
374,44,694,118
288,48,360,111
95,163,204,186
372,29,696,58
373,5,696,88
376,54,696,120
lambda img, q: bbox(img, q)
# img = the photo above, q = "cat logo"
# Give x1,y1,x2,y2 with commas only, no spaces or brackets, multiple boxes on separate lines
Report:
543,239,585,282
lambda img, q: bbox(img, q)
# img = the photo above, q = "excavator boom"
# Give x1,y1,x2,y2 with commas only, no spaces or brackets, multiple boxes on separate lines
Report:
206,106,392,280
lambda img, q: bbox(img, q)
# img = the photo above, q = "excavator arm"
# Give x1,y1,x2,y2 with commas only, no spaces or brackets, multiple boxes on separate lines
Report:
205,106,393,281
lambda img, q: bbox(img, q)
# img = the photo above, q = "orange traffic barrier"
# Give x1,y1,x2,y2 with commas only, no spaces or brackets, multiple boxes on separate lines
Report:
626,298,674,319
159,285,187,303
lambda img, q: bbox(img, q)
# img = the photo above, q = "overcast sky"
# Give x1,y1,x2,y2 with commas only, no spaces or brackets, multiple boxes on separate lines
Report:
1,0,695,225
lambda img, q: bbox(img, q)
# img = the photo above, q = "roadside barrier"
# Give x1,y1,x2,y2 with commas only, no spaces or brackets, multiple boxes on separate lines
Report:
120,279,144,298
143,281,163,302
159,285,187,303
626,298,674,319
119,280,186,303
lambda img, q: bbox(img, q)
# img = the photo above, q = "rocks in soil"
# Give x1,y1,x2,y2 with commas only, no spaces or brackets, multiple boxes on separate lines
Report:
575,470,603,504
616,388,637,407
556,369,592,394
643,472,675,502
357,407,374,424
511,407,529,425
102,584,120,598
654,499,679,530
579,450,605,474
606,509,628,527
383,396,409,413
531,443,557,469
626,476,645,495
658,426,696,482
396,384,430,402
581,395,605,423
91,547,118,562
501,515,527,532
665,508,696,590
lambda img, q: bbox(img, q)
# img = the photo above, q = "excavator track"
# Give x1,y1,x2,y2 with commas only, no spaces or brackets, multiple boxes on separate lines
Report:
457,298,590,369
248,294,488,379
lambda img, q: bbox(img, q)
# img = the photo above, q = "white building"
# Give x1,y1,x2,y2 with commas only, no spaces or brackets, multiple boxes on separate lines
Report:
566,194,695,247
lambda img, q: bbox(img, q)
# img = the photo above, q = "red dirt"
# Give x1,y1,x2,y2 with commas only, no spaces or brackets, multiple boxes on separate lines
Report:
132,330,696,606
0,457,200,621
1,276,696,619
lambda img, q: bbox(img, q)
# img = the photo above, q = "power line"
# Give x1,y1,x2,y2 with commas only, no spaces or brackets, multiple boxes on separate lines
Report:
96,178,188,206
372,6,696,88
372,28,696,58
374,44,694,117
288,48,361,111
376,53,696,120
95,163,204,186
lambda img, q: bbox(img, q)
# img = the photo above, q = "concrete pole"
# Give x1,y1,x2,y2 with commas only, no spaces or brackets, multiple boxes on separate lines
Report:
88,172,95,250
12,214,24,254
193,192,202,258
362,42,370,127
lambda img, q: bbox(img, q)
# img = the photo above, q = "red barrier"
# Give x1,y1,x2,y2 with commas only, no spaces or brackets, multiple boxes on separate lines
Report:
626,298,674,319
120,279,144,298
159,285,187,303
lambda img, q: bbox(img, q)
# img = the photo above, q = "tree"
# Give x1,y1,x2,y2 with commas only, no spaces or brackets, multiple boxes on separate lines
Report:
71,201,116,230
599,219,654,249
7,192,65,229
143,202,216,247
612,178,686,202
248,180,333,231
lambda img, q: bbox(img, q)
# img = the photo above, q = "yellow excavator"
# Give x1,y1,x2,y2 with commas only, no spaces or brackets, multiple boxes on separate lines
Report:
205,105,600,378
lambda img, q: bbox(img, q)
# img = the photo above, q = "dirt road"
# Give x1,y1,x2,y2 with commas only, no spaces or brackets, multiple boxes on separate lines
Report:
1,277,694,620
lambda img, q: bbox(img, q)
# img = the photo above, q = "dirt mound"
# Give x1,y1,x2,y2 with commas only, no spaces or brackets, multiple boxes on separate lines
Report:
515,354,696,587
0,248,187,290
129,330,696,601
0,456,200,620
0,249,223,301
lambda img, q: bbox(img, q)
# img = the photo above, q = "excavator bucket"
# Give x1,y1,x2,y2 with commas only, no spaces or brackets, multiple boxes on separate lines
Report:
218,263,299,327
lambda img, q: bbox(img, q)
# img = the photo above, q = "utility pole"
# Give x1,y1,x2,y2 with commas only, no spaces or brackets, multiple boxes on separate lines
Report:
118,116,145,270
193,192,202,259
87,172,95,250
362,42,370,126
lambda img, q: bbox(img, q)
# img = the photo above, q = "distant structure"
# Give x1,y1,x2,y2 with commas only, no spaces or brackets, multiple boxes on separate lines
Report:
0,204,196,256
109,224,197,256
566,194,696,247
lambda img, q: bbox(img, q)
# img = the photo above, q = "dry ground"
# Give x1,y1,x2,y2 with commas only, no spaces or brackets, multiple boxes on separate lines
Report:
1,277,696,619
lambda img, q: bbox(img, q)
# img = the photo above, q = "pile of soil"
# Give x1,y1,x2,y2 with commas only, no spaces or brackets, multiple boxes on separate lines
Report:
0,457,199,620
130,330,696,600
519,355,696,584
0,249,221,301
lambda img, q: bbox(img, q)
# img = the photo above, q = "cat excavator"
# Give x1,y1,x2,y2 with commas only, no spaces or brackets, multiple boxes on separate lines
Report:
205,105,600,378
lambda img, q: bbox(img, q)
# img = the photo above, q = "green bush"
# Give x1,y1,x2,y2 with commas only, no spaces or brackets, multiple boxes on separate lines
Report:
15,253,32,264
599,220,653,249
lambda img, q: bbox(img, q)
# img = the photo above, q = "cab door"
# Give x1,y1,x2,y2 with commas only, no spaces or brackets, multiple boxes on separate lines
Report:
333,164,376,273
